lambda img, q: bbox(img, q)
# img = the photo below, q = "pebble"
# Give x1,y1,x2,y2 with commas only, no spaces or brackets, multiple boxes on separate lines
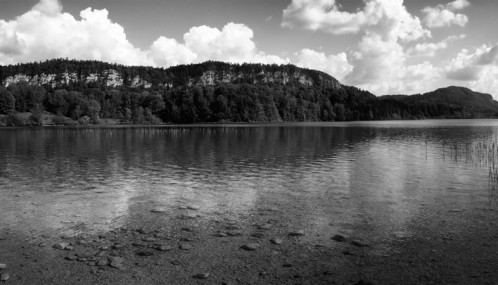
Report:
150,208,167,213
171,260,181,265
53,243,69,250
193,273,210,279
157,245,173,251
97,259,109,267
65,256,77,261
60,234,74,240
241,243,259,251
132,242,147,247
0,273,9,282
226,225,241,230
136,251,154,257
181,227,193,232
87,262,96,266
227,231,243,237
64,245,74,251
142,237,157,242
250,233,265,239
178,214,198,220
38,242,47,248
214,233,228,237
109,256,125,270
350,241,367,247
270,238,283,245
331,235,346,242
0,264,6,269
179,244,193,250
283,263,293,268
187,205,200,211
258,224,272,230
288,230,305,237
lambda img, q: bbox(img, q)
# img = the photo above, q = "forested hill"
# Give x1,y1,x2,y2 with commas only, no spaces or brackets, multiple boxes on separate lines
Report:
0,59,497,126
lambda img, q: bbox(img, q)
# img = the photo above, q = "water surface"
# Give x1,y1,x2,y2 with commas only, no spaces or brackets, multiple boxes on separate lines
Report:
1,120,497,247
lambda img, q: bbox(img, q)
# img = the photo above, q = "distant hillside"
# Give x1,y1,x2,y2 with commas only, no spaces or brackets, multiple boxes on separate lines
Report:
381,86,498,118
0,59,496,126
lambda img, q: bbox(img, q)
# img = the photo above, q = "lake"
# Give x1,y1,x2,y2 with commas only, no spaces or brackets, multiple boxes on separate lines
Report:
1,120,497,244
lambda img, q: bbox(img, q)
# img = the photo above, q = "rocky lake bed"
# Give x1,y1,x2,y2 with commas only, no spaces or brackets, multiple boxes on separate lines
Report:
1,202,498,285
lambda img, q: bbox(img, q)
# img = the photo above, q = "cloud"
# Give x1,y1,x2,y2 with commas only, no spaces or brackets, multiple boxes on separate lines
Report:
442,44,498,97
282,0,430,41
294,49,353,80
408,34,466,57
422,0,470,28
445,44,498,81
0,0,287,67
281,0,439,94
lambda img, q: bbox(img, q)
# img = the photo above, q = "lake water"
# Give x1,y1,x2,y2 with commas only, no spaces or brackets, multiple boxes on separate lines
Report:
1,120,498,248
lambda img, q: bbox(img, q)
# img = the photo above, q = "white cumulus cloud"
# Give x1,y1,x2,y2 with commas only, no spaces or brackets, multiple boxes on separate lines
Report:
443,44,498,97
0,0,287,67
294,49,353,81
422,0,470,28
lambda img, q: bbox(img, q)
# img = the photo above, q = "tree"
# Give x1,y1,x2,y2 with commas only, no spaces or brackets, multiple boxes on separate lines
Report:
29,104,43,125
0,88,15,114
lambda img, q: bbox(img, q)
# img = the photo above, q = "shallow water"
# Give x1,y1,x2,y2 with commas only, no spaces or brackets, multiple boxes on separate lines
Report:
1,120,497,247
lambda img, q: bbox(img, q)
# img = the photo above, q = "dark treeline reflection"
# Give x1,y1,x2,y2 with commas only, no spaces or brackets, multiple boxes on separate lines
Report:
0,126,379,184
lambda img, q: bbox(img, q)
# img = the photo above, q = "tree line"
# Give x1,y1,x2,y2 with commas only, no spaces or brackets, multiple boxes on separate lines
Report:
0,59,494,126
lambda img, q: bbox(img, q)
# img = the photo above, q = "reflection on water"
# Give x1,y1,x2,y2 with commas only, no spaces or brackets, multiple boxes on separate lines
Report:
0,120,497,244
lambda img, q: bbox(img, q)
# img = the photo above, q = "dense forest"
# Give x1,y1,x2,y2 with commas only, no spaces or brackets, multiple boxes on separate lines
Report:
0,59,497,126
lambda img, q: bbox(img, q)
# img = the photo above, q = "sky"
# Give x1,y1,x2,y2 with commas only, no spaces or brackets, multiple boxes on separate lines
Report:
0,0,497,97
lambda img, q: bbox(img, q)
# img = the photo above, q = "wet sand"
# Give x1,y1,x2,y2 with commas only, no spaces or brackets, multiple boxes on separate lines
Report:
1,203,498,285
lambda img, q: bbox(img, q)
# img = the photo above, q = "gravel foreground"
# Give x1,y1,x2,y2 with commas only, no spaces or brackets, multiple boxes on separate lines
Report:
1,204,498,285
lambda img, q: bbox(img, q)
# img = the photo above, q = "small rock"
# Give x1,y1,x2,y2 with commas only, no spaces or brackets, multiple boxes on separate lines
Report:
178,213,198,220
64,245,74,251
136,228,148,235
241,243,259,251
97,259,109,267
250,233,265,239
288,230,305,237
87,262,96,266
136,251,154,257
37,242,47,248
171,260,181,265
109,256,125,270
132,242,147,247
331,235,346,242
65,256,77,261
193,273,210,279
142,237,157,242
181,227,193,232
180,237,194,242
60,234,74,240
187,205,200,211
179,244,193,250
53,243,69,250
226,225,241,230
227,231,243,237
214,232,228,237
350,241,367,247
151,208,167,213
0,264,6,269
270,238,283,245
157,245,173,251
77,258,88,262
258,224,272,230
283,263,293,268
0,273,9,282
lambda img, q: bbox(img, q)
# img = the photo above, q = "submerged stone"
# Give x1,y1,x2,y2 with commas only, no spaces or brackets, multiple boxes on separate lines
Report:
331,235,346,242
